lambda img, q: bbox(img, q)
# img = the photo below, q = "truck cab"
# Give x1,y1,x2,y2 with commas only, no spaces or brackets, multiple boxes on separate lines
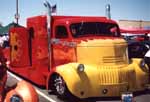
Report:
9,15,149,99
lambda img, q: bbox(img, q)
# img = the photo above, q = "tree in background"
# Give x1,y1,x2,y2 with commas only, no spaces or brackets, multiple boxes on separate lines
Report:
0,22,3,27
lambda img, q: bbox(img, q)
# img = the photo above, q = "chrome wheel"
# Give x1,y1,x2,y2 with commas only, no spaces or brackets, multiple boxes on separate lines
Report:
54,75,66,95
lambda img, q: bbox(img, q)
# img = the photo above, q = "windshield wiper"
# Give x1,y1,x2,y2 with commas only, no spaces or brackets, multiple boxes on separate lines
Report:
79,21,84,35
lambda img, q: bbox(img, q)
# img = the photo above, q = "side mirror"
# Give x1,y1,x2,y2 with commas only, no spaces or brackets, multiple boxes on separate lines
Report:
110,27,119,37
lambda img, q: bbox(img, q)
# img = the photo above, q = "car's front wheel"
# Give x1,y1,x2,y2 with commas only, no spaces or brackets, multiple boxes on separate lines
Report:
51,74,70,99
50,74,81,101
54,75,66,95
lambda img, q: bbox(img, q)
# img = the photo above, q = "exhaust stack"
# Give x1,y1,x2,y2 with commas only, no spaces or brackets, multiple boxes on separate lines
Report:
105,4,111,19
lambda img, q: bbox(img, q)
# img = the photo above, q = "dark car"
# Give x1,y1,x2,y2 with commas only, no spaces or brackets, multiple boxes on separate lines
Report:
120,28,150,59
128,40,150,59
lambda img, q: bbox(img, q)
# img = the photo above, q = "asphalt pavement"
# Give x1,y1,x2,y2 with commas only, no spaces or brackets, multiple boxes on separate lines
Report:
6,71,150,102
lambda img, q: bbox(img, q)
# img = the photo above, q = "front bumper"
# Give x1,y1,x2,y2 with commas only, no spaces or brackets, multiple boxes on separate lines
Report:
56,60,148,99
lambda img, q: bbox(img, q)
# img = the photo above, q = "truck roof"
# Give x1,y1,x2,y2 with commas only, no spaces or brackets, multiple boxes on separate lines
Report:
27,15,118,26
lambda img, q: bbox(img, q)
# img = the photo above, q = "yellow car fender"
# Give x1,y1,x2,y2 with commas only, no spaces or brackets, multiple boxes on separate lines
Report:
55,63,100,98
131,58,149,90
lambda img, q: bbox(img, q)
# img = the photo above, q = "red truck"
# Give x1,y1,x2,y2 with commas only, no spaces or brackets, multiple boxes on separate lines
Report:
7,2,150,100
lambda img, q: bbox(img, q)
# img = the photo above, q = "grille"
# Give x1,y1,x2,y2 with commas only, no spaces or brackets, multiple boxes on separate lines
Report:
98,66,131,84
103,56,125,64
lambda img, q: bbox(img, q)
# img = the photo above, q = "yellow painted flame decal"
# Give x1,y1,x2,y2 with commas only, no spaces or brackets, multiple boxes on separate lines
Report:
10,32,22,62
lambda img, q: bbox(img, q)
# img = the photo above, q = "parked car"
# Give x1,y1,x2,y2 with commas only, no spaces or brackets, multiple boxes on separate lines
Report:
120,28,150,42
120,28,150,59
128,40,150,59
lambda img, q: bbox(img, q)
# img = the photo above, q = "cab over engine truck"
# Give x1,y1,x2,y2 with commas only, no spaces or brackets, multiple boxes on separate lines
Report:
8,14,150,99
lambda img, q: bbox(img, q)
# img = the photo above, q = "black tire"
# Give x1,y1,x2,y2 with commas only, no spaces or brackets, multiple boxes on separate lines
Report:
52,74,69,99
50,74,80,101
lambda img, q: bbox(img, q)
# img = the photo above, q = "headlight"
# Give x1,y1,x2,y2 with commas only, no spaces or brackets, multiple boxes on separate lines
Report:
140,59,149,73
140,59,145,68
10,94,23,102
77,64,84,72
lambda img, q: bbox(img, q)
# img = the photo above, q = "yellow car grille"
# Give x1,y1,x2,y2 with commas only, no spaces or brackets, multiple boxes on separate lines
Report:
103,56,125,64
98,65,134,84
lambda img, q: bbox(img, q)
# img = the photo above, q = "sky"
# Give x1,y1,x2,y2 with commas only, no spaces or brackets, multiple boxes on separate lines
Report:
0,0,150,26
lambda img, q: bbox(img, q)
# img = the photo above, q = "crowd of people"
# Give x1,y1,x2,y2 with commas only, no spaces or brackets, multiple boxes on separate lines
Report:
0,35,9,48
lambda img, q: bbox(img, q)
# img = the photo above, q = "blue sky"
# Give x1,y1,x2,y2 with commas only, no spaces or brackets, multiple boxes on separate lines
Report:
0,0,150,26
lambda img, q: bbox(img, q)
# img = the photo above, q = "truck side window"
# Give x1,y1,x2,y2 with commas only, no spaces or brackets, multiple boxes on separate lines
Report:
55,26,68,38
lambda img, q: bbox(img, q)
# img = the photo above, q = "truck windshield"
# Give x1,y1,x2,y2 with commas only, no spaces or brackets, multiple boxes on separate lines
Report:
70,22,120,38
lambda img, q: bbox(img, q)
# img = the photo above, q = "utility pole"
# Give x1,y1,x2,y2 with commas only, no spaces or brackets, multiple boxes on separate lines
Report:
15,0,19,24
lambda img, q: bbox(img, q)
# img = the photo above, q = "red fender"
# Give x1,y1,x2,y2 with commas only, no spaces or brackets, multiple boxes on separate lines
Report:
5,80,38,102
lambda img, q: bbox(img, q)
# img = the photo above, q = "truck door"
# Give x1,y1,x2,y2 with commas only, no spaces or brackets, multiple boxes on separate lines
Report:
52,25,76,66
9,27,30,67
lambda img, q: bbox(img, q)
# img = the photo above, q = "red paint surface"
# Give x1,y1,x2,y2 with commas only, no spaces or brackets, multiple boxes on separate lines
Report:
8,15,120,86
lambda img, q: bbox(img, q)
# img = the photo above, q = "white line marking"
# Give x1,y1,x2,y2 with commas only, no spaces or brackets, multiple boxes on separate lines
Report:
7,71,57,102
7,71,22,81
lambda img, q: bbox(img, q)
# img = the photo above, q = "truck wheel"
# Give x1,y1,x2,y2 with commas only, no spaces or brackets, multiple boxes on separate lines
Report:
50,74,80,101
53,75,69,98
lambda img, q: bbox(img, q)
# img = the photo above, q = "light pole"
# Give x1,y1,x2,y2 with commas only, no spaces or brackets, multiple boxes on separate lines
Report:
15,0,19,24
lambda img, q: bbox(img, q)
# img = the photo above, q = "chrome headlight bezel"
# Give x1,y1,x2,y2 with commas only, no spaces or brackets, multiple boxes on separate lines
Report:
140,59,149,73
77,64,85,72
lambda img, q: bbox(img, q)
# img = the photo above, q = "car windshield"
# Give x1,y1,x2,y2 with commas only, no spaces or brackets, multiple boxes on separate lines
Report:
70,22,120,38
